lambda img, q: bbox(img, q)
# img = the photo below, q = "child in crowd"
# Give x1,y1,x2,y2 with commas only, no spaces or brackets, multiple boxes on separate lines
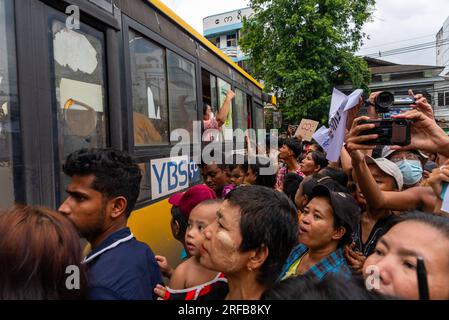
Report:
221,155,248,197
156,185,217,277
155,199,227,300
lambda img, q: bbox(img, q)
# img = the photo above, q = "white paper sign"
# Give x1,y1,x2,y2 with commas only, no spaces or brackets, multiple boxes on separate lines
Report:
312,126,330,150
313,88,363,162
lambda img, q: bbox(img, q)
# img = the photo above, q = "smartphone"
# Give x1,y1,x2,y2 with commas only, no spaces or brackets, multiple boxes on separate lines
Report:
358,119,411,146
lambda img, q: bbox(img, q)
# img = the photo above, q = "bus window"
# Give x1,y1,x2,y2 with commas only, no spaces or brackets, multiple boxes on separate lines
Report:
0,0,20,209
201,69,218,114
167,51,197,138
217,78,232,141
255,103,265,130
50,18,107,201
129,30,169,146
234,89,248,132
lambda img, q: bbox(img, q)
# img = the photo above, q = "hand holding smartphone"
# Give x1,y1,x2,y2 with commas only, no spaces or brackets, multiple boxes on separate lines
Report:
357,119,411,146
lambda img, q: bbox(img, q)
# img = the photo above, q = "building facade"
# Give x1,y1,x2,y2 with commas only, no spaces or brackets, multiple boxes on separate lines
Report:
203,7,254,68
337,57,449,132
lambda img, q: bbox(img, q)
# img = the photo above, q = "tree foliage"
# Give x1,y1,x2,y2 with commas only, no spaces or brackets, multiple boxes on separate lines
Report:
240,0,375,123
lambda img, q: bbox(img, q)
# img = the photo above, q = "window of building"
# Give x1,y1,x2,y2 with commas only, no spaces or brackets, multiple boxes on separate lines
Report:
227,33,237,47
215,37,221,48
50,19,107,202
438,92,444,106
167,50,197,137
0,0,20,209
446,91,449,106
129,30,169,146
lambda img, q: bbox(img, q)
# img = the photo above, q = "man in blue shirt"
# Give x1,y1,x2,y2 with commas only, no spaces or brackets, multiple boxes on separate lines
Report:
59,148,162,299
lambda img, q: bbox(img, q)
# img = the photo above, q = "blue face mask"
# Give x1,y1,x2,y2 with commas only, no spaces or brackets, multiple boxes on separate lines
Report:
397,160,423,186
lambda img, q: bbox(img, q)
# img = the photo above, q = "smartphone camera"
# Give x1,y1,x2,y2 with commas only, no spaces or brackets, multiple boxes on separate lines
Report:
358,119,411,146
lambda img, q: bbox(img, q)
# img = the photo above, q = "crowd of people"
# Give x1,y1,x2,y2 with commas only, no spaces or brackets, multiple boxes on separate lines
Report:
1,90,449,300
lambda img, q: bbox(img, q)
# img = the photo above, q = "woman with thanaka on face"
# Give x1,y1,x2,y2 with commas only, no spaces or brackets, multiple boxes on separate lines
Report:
197,186,299,300
154,199,228,300
363,211,449,300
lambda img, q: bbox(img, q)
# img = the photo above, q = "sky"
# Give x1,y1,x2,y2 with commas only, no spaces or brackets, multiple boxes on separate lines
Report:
160,0,449,66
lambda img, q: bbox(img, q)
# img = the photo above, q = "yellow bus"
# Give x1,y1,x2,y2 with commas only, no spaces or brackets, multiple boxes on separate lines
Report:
0,0,266,265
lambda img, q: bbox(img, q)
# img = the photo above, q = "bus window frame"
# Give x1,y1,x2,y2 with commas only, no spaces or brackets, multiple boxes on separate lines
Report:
123,15,201,160
14,0,121,208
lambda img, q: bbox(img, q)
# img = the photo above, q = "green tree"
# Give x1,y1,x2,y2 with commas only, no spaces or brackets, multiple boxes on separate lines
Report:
240,0,375,124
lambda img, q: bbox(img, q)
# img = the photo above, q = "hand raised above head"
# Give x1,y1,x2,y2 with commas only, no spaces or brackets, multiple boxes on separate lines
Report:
345,116,377,162
391,110,449,157
408,89,434,120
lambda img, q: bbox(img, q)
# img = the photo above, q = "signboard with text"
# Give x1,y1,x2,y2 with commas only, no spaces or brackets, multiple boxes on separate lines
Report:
295,119,319,141
203,7,254,32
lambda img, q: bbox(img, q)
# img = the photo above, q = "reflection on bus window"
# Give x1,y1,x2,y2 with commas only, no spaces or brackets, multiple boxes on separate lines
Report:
167,51,197,137
50,18,107,202
234,89,248,131
255,103,265,130
137,162,151,202
218,78,232,140
0,0,20,209
129,30,168,146
201,69,218,113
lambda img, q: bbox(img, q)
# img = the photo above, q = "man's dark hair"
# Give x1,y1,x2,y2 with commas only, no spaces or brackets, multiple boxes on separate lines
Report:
282,138,302,158
309,151,328,171
262,274,390,300
225,186,298,288
63,148,142,217
319,167,349,188
283,173,303,204
248,156,277,188
171,205,188,239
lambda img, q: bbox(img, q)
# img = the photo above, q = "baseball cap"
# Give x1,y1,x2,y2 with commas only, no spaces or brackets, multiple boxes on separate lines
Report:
381,146,428,160
168,184,217,218
365,156,403,190
310,185,360,235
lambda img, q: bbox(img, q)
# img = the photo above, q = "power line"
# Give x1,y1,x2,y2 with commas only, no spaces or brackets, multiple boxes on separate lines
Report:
363,38,449,58
360,34,436,51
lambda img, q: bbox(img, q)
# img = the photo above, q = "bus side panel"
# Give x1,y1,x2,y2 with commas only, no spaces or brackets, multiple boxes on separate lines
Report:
127,199,183,269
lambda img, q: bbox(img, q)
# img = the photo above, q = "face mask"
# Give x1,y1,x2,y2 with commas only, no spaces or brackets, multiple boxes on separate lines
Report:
396,160,423,186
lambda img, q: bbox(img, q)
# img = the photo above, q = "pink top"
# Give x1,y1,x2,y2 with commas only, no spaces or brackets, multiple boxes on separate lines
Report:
275,166,305,190
203,117,220,142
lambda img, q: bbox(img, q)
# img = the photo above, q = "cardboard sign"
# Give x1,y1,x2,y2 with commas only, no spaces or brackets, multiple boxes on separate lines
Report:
295,119,319,141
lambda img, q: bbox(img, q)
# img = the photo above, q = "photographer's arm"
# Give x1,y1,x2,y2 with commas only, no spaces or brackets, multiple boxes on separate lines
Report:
346,117,429,214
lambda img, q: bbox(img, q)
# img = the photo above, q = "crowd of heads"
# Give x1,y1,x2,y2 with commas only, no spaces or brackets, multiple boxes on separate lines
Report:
2,89,449,301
